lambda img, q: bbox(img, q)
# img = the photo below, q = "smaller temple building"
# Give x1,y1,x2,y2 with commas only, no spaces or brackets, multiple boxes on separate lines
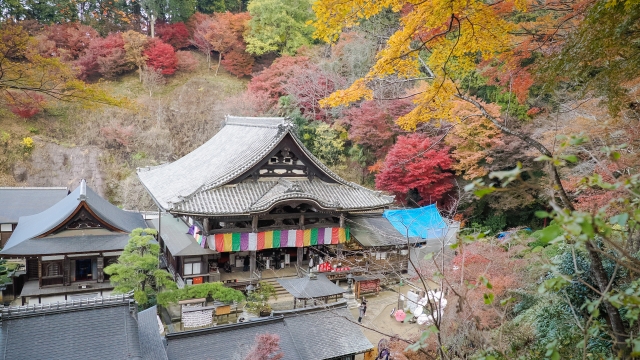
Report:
0,180,147,305
0,186,68,247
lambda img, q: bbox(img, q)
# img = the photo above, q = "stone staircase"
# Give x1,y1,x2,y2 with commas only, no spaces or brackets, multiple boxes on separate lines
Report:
261,278,291,297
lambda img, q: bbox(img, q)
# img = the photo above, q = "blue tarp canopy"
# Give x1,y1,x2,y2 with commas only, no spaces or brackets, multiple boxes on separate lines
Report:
383,205,448,240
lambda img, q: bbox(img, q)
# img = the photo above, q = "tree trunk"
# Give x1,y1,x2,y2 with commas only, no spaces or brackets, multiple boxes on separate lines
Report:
150,14,155,38
585,241,629,354
215,52,222,76
138,65,143,83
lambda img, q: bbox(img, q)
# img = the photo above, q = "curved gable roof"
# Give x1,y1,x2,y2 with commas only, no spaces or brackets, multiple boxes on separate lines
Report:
138,116,394,212
1,180,146,255
138,116,287,210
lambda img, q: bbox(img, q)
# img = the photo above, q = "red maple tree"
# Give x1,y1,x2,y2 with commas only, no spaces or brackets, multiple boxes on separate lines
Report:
341,99,412,156
244,333,284,360
6,91,46,119
43,23,100,61
156,22,191,49
144,39,178,75
375,134,454,206
284,64,345,121
75,32,129,79
247,55,312,108
206,12,253,76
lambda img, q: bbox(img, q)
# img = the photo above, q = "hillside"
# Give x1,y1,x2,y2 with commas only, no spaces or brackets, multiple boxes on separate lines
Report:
0,52,247,210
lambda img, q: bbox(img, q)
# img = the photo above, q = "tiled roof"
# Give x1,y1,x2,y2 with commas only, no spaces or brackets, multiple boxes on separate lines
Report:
0,180,146,257
165,317,301,360
278,304,373,359
165,302,372,360
277,274,346,299
0,187,68,224
137,306,168,360
0,231,130,256
0,294,142,360
148,215,215,256
174,178,393,215
137,116,394,214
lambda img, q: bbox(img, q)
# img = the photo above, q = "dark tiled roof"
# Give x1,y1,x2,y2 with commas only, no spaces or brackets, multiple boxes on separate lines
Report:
165,317,300,360
148,215,215,257
277,274,346,299
1,180,146,256
0,295,142,360
349,215,419,247
175,178,393,215
138,306,168,360
0,231,130,256
0,187,68,223
137,116,394,214
280,305,373,359
165,302,371,360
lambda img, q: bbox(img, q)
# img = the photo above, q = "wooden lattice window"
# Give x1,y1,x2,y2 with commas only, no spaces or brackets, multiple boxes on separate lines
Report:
43,262,62,277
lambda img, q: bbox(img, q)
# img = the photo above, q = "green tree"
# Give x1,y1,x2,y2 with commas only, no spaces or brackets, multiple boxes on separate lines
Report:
537,1,640,115
196,0,227,13
104,228,176,308
156,282,245,306
312,122,345,167
245,0,314,55
139,0,196,37
245,281,277,315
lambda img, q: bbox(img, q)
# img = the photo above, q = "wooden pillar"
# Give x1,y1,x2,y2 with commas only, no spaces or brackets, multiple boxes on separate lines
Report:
97,256,104,283
297,247,303,268
63,256,70,286
339,213,345,228
203,218,210,235
250,251,256,278
294,297,297,309
252,216,258,232
299,214,305,230
37,256,42,288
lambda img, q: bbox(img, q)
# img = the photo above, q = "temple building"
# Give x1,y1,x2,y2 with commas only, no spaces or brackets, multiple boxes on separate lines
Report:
0,186,68,247
0,180,147,305
137,116,394,283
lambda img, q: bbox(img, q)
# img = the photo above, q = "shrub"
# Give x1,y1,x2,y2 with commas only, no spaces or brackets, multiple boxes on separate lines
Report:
176,51,198,72
144,40,178,75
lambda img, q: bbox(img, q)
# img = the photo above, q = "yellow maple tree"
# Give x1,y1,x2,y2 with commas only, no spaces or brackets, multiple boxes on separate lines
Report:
314,0,520,130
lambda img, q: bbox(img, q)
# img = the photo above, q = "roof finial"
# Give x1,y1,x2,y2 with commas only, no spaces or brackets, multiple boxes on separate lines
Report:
78,179,87,201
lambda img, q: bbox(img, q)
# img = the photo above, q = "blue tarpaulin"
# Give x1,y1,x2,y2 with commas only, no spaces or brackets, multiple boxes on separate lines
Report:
383,204,448,240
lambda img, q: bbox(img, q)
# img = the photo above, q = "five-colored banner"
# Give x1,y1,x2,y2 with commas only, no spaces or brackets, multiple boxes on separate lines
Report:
210,227,349,252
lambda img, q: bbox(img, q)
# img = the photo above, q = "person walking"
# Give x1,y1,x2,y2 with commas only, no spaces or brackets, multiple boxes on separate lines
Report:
358,301,365,323
362,298,368,317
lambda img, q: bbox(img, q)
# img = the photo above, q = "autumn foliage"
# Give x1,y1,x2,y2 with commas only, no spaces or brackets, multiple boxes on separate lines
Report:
247,56,312,108
144,40,178,75
341,100,412,157
376,134,454,205
155,22,191,49
75,32,129,79
6,91,45,118
444,100,504,179
206,12,253,77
